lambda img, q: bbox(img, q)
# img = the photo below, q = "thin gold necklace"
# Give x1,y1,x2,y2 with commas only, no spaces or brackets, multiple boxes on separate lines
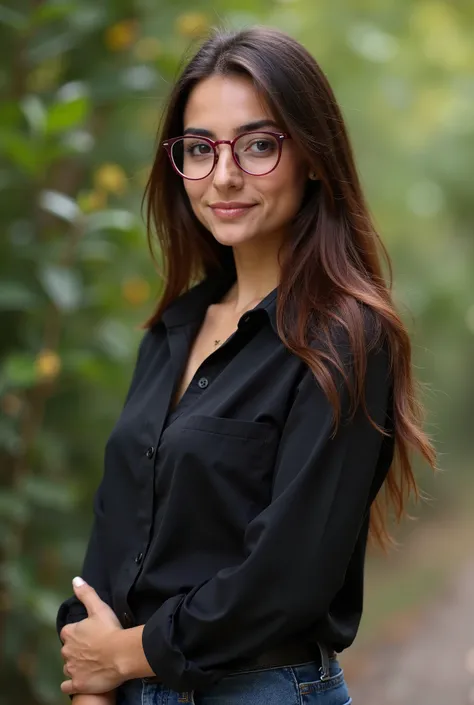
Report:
213,292,267,348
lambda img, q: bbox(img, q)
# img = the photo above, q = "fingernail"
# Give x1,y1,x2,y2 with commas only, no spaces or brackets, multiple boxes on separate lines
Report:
73,576,85,587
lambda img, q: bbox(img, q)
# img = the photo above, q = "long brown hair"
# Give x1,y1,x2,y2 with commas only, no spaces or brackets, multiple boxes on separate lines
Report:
142,26,437,549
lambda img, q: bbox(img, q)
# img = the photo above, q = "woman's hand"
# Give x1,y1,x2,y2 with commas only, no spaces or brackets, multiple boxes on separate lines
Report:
60,578,124,696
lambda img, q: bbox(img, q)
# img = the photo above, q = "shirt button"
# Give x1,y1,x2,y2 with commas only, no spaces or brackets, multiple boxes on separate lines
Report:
198,377,209,389
135,552,143,564
145,446,155,459
122,612,133,628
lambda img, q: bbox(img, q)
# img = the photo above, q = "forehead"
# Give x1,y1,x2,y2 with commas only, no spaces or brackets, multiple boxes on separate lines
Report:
183,74,275,131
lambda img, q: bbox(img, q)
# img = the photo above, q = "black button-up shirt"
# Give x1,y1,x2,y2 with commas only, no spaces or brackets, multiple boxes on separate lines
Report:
56,270,394,692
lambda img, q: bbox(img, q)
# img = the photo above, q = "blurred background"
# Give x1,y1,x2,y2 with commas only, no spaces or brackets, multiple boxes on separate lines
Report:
1,1,473,703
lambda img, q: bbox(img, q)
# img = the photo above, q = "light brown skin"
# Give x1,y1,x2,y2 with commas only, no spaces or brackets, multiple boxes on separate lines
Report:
59,578,152,699
183,74,308,256
171,74,312,408
60,75,312,700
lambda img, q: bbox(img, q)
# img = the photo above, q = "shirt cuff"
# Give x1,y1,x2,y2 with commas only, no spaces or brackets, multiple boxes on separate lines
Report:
56,595,88,640
142,594,224,692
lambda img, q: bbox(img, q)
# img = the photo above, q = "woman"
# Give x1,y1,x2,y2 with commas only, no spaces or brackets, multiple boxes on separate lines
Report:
57,26,436,705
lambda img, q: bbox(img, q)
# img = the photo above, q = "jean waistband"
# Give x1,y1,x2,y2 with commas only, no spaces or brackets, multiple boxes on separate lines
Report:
227,640,336,680
144,640,336,685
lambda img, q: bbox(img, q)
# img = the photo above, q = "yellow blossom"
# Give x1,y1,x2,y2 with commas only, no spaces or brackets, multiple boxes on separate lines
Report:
122,278,151,306
78,189,108,213
105,20,138,52
36,350,61,381
176,12,209,38
93,164,128,195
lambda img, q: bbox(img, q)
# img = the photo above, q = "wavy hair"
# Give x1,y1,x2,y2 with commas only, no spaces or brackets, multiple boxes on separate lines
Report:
142,26,437,549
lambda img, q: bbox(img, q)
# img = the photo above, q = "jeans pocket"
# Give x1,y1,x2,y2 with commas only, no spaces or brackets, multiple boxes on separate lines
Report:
295,664,352,705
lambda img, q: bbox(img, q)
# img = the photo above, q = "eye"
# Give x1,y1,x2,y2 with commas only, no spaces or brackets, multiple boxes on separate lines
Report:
249,139,273,153
240,136,279,158
186,141,213,157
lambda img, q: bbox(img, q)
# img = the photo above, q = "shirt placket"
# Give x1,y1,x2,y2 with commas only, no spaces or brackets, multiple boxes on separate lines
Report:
114,326,191,628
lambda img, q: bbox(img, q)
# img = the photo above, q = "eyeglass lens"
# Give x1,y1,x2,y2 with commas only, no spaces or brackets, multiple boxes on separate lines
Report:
171,133,281,178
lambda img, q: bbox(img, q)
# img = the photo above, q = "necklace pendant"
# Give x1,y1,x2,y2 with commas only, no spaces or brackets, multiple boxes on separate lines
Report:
214,339,221,347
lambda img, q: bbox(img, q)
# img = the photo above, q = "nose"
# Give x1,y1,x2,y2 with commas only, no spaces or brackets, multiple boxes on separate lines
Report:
212,143,243,188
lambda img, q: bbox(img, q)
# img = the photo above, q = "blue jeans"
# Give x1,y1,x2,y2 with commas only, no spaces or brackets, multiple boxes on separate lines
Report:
116,643,352,704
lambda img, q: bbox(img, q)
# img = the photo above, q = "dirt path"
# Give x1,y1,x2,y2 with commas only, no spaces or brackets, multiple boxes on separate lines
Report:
341,558,474,704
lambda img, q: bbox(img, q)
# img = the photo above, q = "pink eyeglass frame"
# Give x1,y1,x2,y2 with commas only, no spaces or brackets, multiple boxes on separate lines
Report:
162,131,291,180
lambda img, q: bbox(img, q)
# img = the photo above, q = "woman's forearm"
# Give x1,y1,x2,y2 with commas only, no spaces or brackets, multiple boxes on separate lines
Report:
72,692,116,705
112,625,156,681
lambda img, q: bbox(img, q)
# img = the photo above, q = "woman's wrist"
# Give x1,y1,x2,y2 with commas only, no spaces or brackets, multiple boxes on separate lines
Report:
112,625,156,681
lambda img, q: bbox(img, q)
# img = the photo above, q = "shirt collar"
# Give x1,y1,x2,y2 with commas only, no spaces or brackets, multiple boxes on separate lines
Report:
161,270,278,335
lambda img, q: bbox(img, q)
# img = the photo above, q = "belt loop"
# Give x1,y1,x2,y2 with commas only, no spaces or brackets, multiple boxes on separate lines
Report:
317,641,331,681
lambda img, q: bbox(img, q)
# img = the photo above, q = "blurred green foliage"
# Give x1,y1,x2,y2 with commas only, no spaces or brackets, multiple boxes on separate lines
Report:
0,0,473,703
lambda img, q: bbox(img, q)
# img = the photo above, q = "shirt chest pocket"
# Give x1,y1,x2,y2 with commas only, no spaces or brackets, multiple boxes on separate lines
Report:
163,415,279,542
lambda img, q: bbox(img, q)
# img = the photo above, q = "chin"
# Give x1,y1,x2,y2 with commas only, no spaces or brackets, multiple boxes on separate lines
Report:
210,226,259,247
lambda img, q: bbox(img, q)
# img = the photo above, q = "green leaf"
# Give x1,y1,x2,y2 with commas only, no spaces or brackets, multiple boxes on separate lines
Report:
46,96,90,134
69,5,107,31
2,354,38,387
30,2,80,26
85,209,137,233
0,6,28,30
38,189,81,223
28,31,82,64
20,95,47,136
2,562,29,597
0,420,23,455
22,476,75,511
31,589,63,627
0,101,24,128
0,492,29,523
76,240,118,261
0,282,39,311
0,130,44,176
62,349,109,382
95,319,134,360
38,264,83,312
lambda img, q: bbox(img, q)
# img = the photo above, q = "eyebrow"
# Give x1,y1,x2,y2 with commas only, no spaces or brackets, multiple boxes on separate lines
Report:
182,119,281,138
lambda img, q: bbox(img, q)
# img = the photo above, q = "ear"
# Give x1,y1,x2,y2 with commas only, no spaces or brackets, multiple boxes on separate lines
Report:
308,171,318,181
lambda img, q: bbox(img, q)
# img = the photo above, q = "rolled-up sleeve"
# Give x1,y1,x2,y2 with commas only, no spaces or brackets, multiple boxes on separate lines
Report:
141,337,393,691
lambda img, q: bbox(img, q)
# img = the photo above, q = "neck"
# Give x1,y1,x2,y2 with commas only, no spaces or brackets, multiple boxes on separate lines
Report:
223,246,281,313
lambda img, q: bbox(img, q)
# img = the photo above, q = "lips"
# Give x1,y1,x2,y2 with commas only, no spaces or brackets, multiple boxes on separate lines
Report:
209,203,256,219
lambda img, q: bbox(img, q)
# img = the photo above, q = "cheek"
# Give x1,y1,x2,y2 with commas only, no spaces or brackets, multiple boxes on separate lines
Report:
262,167,306,215
184,183,208,222
183,182,202,207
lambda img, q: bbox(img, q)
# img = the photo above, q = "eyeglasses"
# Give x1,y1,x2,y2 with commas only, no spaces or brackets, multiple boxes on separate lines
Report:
163,131,291,180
